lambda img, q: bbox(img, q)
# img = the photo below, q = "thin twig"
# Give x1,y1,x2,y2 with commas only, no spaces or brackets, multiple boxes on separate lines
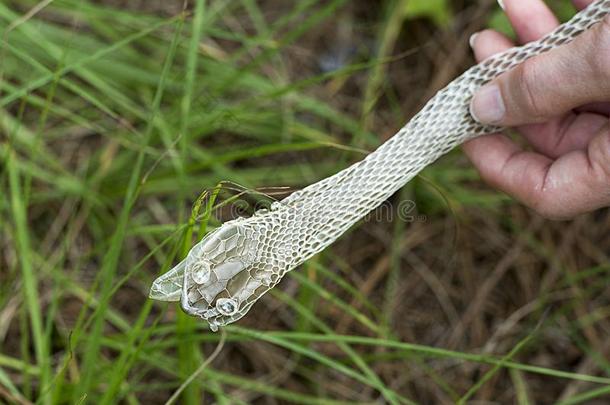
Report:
165,328,227,405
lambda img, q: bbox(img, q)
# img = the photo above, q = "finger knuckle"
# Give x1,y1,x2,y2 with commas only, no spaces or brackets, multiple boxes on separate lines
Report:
526,173,570,220
516,59,548,119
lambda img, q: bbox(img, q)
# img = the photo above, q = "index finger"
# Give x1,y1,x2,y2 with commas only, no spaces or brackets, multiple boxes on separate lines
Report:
502,0,559,43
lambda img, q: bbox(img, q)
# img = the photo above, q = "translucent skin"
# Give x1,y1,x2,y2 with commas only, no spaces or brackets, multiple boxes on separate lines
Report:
150,0,610,332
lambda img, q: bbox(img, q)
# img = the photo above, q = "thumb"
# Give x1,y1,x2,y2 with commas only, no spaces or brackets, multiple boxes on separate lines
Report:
470,16,610,126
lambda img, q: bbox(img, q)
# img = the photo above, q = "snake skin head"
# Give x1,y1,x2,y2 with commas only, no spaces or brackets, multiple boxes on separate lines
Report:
150,220,281,331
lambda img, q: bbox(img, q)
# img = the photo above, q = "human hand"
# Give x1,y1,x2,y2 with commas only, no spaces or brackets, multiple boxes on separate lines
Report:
464,0,610,219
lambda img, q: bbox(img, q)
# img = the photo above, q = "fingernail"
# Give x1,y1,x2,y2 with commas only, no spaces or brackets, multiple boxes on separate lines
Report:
469,32,479,48
498,0,505,10
470,84,505,124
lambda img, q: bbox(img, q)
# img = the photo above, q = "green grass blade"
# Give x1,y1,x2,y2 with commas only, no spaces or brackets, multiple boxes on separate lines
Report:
75,12,187,401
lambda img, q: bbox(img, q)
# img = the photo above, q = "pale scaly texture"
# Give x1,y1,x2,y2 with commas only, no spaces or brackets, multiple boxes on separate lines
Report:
150,1,610,332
